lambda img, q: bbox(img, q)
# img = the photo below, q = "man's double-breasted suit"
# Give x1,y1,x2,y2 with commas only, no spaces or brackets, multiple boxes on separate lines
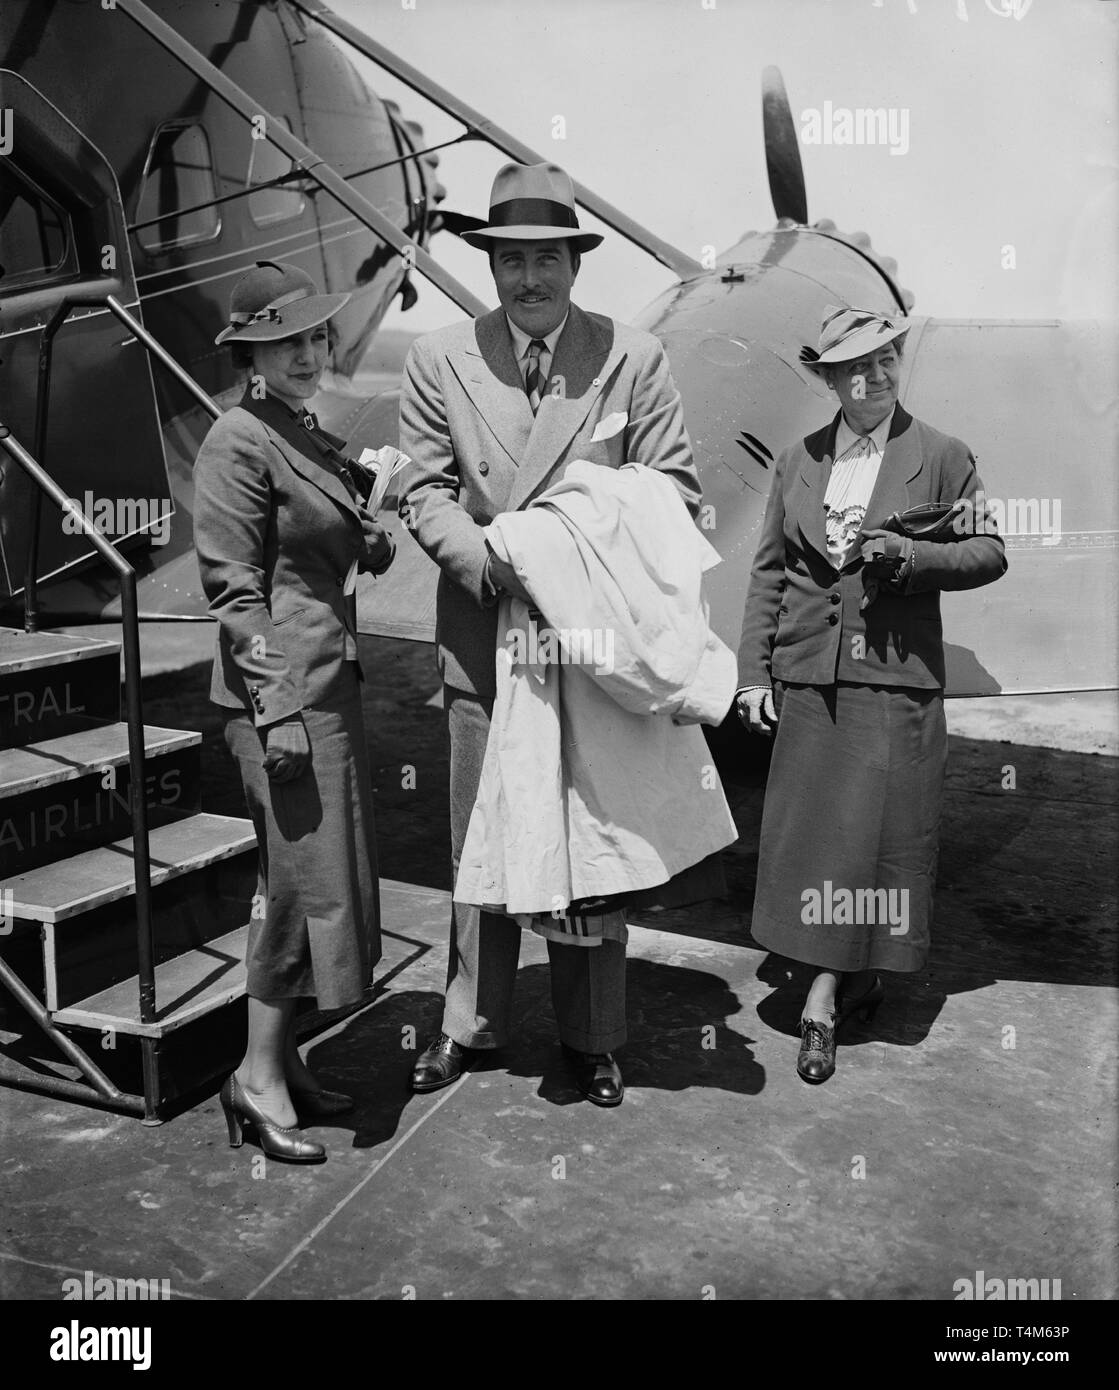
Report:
399,303,702,1051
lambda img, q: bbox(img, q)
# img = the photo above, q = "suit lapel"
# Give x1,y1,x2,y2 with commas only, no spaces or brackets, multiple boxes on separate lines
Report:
507,305,619,511
794,413,840,564
445,308,533,469
262,423,361,521
239,391,361,521
863,406,922,527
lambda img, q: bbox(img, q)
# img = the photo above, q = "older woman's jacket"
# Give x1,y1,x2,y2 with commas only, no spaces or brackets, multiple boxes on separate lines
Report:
737,405,1006,690
194,401,391,726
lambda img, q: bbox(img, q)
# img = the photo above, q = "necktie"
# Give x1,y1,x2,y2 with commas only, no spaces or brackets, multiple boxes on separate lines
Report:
524,339,546,413
839,434,873,466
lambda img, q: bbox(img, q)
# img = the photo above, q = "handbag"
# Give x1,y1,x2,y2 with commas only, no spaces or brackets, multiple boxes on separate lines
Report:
883,500,966,541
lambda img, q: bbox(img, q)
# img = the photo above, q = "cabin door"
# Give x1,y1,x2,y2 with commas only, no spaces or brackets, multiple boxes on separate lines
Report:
0,70,171,606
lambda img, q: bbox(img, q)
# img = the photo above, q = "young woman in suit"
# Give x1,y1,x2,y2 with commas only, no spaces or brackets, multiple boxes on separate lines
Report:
735,305,1006,1083
194,261,394,1161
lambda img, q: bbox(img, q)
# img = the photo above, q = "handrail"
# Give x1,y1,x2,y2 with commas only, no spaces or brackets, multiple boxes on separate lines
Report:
105,296,223,423
24,292,219,632
0,423,158,1026
291,0,707,282
116,0,489,320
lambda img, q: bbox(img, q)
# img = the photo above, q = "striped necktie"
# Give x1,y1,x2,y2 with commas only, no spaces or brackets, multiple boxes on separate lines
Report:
524,338,546,413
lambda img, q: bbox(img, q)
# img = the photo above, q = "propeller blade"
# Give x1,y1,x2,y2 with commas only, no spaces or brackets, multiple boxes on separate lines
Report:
762,65,808,225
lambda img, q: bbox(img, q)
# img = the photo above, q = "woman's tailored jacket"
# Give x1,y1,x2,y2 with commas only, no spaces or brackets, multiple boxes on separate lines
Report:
194,405,392,725
737,406,1007,691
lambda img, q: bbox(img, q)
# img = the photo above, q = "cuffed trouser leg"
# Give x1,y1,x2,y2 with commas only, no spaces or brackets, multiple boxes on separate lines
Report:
548,925,627,1054
442,688,520,1049
443,901,521,1049
442,688,628,1054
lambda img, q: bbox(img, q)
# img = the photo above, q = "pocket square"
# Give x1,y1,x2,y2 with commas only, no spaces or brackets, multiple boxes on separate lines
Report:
590,411,628,443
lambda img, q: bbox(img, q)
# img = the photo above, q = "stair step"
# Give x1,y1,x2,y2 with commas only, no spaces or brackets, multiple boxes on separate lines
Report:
0,627,119,676
0,629,120,750
3,813,256,923
52,923,249,1037
0,724,200,798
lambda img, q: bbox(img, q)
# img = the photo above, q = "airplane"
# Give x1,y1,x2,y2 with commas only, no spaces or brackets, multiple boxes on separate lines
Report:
1,0,1115,702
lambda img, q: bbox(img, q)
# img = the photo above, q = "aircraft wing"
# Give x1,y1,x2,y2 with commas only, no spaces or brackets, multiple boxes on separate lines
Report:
903,317,1118,695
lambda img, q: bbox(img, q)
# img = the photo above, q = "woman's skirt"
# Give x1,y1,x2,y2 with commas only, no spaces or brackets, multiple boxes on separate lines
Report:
750,680,947,974
224,666,381,1010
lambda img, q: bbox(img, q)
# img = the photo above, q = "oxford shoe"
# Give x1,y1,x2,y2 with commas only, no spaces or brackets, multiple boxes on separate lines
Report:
411,1032,473,1093
561,1044,624,1107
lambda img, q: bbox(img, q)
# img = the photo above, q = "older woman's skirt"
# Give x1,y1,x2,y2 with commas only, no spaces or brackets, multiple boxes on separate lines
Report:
749,681,946,974
224,665,381,1010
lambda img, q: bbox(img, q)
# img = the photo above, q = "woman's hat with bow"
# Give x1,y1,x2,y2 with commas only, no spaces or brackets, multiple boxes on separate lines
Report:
214,260,351,345
799,304,910,375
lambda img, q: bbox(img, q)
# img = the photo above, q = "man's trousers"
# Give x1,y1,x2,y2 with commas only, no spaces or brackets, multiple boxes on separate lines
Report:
441,687,627,1053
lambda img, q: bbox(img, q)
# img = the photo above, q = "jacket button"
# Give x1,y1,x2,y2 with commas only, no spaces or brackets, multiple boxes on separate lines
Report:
478,460,489,475
335,576,344,587
827,613,839,626
830,593,841,605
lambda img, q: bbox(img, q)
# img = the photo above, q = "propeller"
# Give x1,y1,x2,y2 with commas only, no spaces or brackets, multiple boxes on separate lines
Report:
762,65,808,225
760,66,914,310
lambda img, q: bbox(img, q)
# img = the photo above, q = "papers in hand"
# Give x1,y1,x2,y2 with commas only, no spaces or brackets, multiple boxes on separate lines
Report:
355,445,411,515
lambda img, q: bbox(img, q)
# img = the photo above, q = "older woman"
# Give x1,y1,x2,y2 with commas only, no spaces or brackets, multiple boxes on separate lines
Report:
194,260,394,1161
736,305,1006,1082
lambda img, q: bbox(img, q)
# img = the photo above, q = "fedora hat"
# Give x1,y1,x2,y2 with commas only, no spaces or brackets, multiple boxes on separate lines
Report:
461,162,603,252
799,304,909,375
215,260,351,345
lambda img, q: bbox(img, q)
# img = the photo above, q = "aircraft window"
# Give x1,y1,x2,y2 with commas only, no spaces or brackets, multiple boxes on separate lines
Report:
246,119,305,227
136,123,220,251
0,166,72,287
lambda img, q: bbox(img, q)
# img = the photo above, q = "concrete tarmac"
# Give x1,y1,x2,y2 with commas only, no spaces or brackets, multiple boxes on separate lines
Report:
0,632,1115,1300
1,759,1115,1300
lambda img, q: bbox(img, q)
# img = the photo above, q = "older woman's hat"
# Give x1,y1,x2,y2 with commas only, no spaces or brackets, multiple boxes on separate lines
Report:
799,304,910,375
461,162,603,252
215,260,351,345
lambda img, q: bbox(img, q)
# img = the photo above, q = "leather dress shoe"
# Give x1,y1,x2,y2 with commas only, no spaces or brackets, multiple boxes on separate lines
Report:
290,1086,355,1118
412,1032,473,1093
796,1016,837,1084
220,1075,326,1164
561,1044,624,1106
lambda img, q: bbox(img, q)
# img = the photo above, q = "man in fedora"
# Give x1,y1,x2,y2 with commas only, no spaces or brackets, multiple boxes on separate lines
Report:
398,162,701,1106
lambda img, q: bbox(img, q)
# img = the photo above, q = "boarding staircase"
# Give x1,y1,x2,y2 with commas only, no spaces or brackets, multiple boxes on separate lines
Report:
0,281,260,1121
0,626,257,1120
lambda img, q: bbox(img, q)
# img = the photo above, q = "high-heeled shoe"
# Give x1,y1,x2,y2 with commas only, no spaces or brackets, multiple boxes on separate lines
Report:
219,1075,327,1164
837,974,885,1025
289,1085,355,1118
797,1014,837,1083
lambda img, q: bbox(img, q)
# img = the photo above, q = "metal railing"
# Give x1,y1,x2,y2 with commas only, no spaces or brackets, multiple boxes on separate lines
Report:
0,421,158,1028
24,291,221,633
3,293,220,1033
